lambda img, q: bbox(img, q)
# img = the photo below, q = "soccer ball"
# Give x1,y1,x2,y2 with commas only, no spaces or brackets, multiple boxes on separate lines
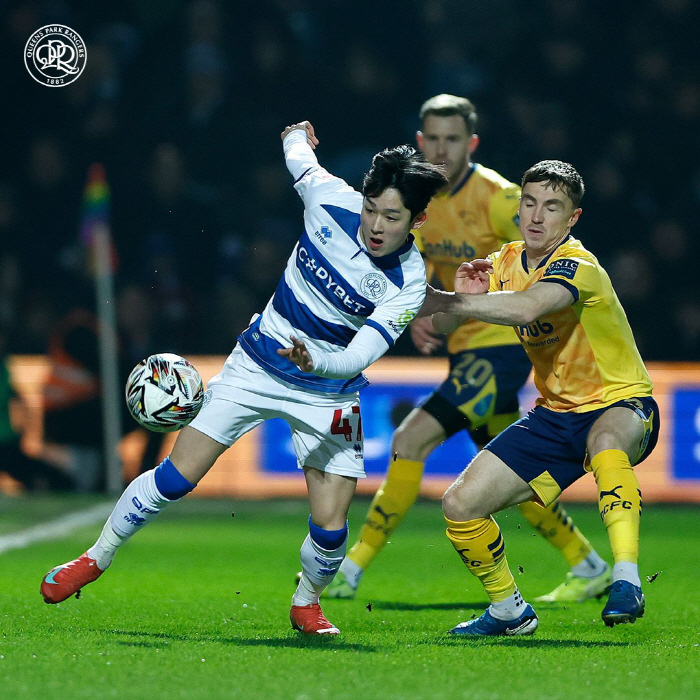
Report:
125,353,204,433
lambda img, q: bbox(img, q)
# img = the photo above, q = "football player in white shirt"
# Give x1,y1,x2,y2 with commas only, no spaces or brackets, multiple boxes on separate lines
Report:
41,121,447,636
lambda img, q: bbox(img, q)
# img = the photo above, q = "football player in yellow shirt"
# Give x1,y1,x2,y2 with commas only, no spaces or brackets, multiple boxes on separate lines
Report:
327,95,612,603
423,159,658,635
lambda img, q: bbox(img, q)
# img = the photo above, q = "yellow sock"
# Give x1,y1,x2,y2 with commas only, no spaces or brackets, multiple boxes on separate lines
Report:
591,449,641,564
445,516,516,602
518,500,593,567
347,459,424,571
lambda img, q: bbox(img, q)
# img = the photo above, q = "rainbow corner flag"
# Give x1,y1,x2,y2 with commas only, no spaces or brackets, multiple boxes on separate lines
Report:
80,163,119,275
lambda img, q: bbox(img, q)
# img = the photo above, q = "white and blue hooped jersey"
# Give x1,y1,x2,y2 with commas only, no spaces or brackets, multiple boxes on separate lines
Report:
238,160,426,394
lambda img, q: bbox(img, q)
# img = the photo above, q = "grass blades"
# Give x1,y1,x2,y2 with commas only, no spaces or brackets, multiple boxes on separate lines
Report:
1,497,698,699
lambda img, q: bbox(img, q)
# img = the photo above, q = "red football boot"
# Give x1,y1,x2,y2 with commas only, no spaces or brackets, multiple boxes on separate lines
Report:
41,552,104,604
290,603,340,635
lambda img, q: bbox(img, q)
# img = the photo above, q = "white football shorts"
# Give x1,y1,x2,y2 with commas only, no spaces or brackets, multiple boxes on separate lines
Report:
189,344,365,478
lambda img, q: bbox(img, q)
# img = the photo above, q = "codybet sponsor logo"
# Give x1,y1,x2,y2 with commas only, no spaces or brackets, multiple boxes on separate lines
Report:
297,246,368,313
423,240,476,260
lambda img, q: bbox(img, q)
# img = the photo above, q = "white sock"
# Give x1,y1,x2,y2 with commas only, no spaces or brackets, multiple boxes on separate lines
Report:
293,534,347,606
571,550,608,579
612,562,641,588
489,588,527,621
87,521,126,570
86,470,172,569
339,557,363,588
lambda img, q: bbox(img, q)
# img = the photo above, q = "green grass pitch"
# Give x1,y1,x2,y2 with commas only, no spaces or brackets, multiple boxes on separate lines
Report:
0,496,698,699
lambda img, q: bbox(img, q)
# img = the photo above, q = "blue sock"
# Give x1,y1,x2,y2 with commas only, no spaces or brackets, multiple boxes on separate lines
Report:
154,457,196,500
308,516,348,551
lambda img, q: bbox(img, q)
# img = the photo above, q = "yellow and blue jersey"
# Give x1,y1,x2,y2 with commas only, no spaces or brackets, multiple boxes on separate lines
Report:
415,163,522,354
488,236,653,413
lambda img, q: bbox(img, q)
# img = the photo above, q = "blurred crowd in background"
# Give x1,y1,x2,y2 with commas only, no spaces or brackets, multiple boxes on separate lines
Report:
2,0,699,367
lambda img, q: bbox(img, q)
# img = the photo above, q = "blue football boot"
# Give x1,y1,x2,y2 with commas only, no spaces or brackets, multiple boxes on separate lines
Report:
601,580,645,627
448,604,538,636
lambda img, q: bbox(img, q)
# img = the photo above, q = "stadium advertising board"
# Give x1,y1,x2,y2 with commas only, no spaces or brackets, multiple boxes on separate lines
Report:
6,356,700,502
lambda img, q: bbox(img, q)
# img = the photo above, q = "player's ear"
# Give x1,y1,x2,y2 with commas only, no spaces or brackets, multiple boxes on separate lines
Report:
568,207,582,230
468,134,480,155
411,211,427,229
416,131,424,150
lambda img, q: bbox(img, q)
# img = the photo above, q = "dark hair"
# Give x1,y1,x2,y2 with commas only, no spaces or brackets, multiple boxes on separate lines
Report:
362,145,448,218
522,160,585,208
419,94,477,136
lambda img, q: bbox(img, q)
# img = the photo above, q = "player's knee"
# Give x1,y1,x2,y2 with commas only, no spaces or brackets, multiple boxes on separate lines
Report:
393,420,441,462
442,484,474,521
310,510,347,531
587,428,624,458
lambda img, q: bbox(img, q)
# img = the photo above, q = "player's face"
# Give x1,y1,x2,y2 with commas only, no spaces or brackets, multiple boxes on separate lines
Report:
519,181,581,257
417,114,478,187
360,188,424,257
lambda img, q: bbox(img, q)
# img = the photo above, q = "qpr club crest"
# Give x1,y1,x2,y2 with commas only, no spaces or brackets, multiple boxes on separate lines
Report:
360,273,387,300
24,25,87,87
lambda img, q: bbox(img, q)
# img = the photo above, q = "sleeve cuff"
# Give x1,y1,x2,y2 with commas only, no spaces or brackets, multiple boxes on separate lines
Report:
539,277,579,303
365,319,394,347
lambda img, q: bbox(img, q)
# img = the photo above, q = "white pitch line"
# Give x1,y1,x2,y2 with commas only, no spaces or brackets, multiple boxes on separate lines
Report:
0,502,113,555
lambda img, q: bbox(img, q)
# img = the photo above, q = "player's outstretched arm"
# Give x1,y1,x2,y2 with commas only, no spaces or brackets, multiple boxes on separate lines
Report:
429,281,575,329
282,121,324,186
277,326,389,379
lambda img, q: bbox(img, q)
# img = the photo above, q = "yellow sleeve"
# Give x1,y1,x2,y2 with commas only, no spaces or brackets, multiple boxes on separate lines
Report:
489,185,522,243
487,250,501,293
540,257,601,304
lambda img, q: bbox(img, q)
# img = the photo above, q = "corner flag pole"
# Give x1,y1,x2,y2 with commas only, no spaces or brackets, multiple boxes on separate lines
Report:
82,164,123,494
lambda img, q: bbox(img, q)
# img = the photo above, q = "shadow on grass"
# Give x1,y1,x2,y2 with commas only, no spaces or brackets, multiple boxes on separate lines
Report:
435,636,638,648
103,628,377,652
369,600,485,611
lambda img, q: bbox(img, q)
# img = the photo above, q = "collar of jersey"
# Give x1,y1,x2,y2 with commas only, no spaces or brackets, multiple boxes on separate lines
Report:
521,234,573,273
362,232,415,268
449,162,477,197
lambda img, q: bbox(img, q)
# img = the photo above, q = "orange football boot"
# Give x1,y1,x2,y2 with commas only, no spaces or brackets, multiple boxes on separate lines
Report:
290,603,340,635
41,552,104,603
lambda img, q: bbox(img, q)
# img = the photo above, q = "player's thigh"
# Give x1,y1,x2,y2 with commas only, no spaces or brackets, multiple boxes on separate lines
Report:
305,467,357,529
443,448,535,521
286,391,365,480
483,407,585,507
169,425,228,483
180,346,280,480
587,397,659,464
392,407,447,460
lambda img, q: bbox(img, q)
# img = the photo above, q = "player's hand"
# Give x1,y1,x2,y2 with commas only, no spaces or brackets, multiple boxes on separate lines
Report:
455,259,493,295
410,316,444,355
277,335,314,372
281,121,319,149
